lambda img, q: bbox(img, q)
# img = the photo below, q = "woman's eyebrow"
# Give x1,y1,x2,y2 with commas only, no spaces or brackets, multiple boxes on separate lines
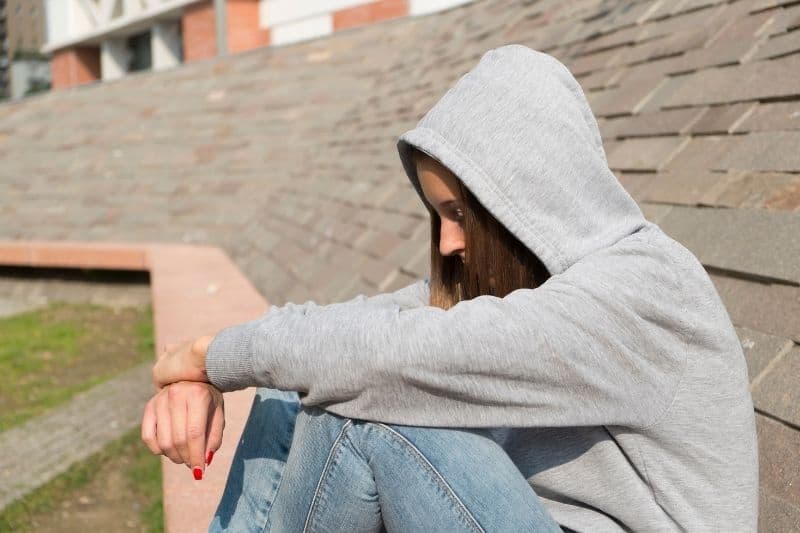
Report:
439,199,458,209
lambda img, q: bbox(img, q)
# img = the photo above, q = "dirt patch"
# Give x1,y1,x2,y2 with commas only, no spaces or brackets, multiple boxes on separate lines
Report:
1,430,163,533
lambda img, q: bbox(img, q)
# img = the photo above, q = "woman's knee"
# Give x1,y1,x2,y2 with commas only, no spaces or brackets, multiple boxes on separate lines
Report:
356,422,561,532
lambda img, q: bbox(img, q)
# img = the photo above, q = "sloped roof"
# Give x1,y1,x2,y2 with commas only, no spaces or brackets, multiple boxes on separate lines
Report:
0,0,797,529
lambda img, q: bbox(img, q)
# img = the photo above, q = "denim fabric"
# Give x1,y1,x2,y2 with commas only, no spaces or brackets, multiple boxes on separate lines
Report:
210,388,562,532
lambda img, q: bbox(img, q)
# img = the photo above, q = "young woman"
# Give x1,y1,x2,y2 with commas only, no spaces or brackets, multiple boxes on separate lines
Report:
142,45,759,532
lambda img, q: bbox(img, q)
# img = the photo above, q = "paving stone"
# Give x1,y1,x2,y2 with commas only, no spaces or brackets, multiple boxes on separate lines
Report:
352,228,407,259
753,344,800,426
606,136,687,171
639,170,732,206
734,102,800,132
750,0,800,14
756,414,800,512
779,4,800,32
576,67,624,91
687,103,757,135
587,76,667,117
0,363,152,510
381,270,419,294
735,326,794,382
754,28,800,59
359,255,400,290
670,0,728,17
600,107,704,139
714,172,800,210
0,297,45,318
759,490,800,533
615,172,657,202
664,135,738,171
617,26,712,65
718,132,800,173
567,48,623,76
661,54,800,107
639,202,674,224
710,274,800,340
635,74,691,113
638,3,727,42
659,205,800,285
706,9,777,47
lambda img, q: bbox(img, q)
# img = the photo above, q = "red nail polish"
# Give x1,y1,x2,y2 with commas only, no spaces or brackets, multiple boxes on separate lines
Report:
206,451,214,466
193,467,203,480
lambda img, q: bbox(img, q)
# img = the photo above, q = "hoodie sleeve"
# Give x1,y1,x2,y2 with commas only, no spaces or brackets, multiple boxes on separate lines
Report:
205,236,694,430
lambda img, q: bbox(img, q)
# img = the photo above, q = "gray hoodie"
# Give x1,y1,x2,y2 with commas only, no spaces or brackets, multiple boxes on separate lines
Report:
206,45,759,532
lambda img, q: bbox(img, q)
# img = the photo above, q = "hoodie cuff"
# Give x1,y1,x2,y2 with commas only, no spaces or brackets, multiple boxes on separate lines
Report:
205,321,259,392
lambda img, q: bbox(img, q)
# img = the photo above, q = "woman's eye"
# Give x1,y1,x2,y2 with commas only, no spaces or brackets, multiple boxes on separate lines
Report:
454,209,464,221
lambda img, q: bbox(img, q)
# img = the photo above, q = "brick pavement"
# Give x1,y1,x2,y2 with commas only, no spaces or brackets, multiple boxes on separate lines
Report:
0,362,153,510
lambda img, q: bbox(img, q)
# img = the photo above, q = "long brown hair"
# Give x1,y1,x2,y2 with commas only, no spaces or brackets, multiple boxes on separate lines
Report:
417,152,551,310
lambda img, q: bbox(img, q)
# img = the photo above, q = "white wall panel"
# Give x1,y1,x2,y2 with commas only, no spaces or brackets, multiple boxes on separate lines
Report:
271,13,333,46
262,0,368,27
410,0,472,16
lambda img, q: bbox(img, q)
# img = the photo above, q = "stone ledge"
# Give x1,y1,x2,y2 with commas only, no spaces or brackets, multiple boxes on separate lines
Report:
0,240,268,533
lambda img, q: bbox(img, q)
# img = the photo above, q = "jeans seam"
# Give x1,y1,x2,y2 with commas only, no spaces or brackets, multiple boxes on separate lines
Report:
374,423,486,533
260,398,302,533
302,418,353,533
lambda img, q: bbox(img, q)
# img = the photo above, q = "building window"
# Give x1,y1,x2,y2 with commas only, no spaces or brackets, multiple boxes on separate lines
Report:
127,31,152,72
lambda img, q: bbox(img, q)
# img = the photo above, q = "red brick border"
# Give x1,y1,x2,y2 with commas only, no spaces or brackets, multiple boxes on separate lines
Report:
0,240,268,532
333,0,409,31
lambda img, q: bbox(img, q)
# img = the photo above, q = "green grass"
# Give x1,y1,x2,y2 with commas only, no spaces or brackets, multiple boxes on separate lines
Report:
0,428,163,532
0,302,154,431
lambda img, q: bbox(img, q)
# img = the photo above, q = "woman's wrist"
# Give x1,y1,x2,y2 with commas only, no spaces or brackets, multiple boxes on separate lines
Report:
191,335,215,378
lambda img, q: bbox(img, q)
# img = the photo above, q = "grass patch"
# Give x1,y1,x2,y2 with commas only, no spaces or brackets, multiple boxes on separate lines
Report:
0,428,163,532
0,302,154,431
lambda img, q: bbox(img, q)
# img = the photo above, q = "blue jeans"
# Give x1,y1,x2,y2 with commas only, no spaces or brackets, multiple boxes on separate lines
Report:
209,388,562,532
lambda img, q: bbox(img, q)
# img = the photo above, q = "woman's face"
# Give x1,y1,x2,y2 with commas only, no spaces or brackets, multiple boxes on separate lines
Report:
415,154,466,262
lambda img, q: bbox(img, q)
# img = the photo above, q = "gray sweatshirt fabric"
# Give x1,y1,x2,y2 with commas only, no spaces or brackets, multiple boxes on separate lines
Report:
206,45,759,532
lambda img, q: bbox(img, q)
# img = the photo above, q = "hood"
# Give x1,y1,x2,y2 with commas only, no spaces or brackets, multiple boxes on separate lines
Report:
397,44,647,276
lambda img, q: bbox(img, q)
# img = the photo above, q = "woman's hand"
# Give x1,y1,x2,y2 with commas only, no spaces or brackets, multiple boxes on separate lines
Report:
152,335,215,388
141,380,225,480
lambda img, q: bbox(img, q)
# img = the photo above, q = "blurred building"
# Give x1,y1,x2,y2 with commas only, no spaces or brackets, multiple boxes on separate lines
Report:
5,0,49,99
42,0,473,90
0,0,7,98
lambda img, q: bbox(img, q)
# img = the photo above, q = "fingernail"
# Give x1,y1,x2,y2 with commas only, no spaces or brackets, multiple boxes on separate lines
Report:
206,451,214,466
193,467,203,481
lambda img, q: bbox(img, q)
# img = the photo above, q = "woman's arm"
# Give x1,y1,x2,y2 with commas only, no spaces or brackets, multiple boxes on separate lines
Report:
144,277,430,474
203,238,696,430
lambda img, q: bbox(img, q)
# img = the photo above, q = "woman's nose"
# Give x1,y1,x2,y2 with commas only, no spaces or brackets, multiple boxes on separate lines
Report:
439,219,465,258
